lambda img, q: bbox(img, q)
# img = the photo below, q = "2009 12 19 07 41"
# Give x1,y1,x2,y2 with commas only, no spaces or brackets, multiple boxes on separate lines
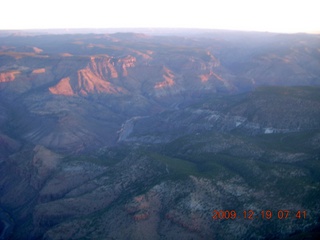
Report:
212,210,307,220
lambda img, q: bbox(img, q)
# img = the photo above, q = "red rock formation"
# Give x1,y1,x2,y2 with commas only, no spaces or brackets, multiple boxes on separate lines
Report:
32,68,46,74
118,55,136,77
49,55,134,96
0,71,20,82
76,68,119,95
49,77,75,96
154,67,175,89
89,56,118,79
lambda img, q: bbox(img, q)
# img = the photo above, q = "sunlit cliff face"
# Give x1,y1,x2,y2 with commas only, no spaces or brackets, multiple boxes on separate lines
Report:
0,71,20,82
154,67,175,89
49,77,74,96
49,55,136,96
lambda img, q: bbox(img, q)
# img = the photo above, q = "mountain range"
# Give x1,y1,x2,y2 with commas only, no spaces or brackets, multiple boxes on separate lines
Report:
0,29,319,239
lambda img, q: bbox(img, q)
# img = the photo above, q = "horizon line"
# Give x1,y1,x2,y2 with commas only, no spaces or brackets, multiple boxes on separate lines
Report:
0,27,319,35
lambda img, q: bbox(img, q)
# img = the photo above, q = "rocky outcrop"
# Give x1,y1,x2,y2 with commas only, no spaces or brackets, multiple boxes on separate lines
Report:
76,67,119,95
31,68,45,74
154,67,175,89
49,55,136,96
0,71,20,82
120,55,136,76
49,77,74,96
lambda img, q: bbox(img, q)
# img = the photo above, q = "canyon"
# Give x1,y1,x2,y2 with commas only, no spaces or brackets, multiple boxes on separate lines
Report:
0,30,319,239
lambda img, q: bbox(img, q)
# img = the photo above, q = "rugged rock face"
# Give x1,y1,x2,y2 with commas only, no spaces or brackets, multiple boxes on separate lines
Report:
0,71,20,82
1,32,318,100
0,31,320,239
49,55,135,96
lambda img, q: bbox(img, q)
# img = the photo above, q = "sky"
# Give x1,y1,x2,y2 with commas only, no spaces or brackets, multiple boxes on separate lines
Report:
1,0,319,33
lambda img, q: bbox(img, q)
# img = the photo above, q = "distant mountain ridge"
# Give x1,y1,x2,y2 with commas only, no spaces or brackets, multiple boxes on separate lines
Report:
0,31,319,96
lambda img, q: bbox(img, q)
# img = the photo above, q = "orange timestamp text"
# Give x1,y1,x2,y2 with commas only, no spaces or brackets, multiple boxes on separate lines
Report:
212,210,307,220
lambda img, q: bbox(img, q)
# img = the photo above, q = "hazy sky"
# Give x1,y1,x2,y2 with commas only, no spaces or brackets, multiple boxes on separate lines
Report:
1,0,319,33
